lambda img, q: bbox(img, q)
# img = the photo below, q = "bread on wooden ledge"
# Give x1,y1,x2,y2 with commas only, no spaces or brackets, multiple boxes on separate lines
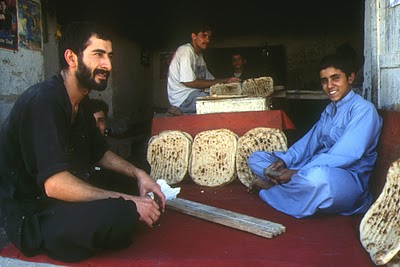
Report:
236,127,288,188
209,82,242,95
208,76,274,97
189,129,239,187
242,76,274,97
147,130,193,185
360,158,400,266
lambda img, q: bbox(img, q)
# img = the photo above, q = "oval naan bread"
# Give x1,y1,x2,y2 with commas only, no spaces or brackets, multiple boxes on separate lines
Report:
236,127,288,188
189,128,239,187
209,82,242,96
360,158,400,265
147,130,193,185
242,76,274,97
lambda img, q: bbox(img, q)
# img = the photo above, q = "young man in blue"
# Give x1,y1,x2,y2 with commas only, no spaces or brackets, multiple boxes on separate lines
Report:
248,54,383,218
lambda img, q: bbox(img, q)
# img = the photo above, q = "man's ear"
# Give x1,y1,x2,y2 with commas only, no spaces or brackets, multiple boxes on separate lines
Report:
64,49,77,67
348,72,355,84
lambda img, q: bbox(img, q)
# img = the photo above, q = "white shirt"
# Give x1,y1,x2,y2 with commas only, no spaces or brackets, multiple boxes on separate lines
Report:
167,43,215,107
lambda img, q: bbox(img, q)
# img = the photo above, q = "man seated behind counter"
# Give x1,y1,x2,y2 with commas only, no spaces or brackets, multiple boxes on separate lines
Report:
167,24,241,114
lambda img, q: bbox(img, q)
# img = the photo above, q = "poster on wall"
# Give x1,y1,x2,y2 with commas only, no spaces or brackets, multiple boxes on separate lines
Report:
18,0,41,51
0,0,18,51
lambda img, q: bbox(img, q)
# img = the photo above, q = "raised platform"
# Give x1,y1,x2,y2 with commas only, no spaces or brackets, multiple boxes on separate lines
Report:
151,110,296,137
0,179,374,267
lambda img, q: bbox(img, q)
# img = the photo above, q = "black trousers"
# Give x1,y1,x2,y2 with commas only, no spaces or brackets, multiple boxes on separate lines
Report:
6,172,141,262
19,197,140,262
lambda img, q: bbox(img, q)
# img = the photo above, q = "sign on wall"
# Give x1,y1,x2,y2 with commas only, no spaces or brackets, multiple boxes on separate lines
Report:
0,0,18,51
18,0,41,51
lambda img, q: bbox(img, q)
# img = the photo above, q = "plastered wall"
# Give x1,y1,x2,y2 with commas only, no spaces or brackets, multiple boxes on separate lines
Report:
0,48,44,124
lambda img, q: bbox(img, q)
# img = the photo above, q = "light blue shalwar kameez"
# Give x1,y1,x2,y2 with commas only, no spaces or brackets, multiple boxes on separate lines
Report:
248,91,383,218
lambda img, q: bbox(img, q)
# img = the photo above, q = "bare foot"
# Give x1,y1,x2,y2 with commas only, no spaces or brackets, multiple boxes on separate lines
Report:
167,106,184,116
248,178,275,194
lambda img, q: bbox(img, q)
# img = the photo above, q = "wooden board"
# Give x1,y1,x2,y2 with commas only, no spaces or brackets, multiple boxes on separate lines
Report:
166,198,286,238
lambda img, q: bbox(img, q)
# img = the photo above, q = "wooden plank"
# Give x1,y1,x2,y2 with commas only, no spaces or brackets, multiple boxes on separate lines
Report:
166,198,286,238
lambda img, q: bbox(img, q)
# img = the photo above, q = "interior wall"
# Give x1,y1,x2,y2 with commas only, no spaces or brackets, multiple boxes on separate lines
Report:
108,40,154,134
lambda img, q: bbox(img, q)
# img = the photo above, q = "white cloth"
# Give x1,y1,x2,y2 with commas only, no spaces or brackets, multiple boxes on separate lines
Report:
167,43,214,107
156,179,181,200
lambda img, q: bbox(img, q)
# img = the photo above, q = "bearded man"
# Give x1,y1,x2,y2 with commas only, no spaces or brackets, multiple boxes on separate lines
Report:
0,21,165,262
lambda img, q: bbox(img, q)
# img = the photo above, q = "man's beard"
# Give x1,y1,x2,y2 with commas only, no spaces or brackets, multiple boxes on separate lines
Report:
75,57,110,92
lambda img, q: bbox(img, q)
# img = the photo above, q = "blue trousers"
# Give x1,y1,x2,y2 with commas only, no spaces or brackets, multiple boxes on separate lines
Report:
248,151,372,218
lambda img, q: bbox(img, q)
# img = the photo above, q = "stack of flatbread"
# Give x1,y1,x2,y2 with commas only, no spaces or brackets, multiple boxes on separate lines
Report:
360,158,400,266
208,76,274,97
236,127,288,188
147,130,193,185
209,82,242,95
189,129,239,187
242,77,274,97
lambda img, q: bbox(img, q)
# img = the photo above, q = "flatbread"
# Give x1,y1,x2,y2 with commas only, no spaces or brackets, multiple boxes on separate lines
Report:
360,158,400,265
236,127,288,188
209,82,242,95
242,76,274,97
147,130,193,185
189,128,239,187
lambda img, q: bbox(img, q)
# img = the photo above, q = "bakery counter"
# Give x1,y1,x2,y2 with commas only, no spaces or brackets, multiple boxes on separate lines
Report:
151,110,296,137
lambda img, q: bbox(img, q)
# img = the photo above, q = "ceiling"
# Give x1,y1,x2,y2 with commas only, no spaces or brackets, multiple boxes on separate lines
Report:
49,0,365,49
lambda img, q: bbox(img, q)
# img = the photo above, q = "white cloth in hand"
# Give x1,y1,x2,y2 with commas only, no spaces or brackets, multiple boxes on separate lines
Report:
156,179,181,200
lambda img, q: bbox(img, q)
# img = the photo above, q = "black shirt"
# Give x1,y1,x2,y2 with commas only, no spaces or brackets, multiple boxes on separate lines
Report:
0,74,109,211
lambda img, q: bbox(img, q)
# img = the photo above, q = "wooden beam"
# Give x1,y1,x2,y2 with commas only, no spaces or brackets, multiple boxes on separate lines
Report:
166,198,286,238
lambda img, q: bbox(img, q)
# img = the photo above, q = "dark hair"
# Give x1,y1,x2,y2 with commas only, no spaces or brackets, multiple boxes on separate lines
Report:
58,21,112,70
191,23,213,35
231,49,246,58
86,99,109,118
319,53,356,78
336,43,362,70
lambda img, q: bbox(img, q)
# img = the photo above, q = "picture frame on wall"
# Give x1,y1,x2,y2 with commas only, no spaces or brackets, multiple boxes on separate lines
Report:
18,0,42,51
0,0,18,51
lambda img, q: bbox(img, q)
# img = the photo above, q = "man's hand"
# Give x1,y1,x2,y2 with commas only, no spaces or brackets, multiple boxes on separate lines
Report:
226,77,241,83
135,168,166,212
263,159,295,185
121,194,161,227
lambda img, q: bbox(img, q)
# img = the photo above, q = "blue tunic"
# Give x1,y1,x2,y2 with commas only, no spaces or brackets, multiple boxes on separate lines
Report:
248,90,383,218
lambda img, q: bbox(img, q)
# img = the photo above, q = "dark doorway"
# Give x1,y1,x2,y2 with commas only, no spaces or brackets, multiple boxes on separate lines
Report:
204,46,287,86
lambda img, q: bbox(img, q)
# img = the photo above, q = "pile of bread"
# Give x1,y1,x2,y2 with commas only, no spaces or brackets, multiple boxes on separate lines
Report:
146,127,287,187
209,76,274,97
360,158,400,266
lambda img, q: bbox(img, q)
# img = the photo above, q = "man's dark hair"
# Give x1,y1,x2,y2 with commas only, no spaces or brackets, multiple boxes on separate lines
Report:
191,23,213,35
231,49,246,59
58,21,112,70
319,53,356,78
86,98,109,118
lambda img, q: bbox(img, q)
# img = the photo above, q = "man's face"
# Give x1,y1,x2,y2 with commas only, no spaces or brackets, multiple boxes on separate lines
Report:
93,110,106,135
76,36,113,92
232,54,245,70
193,31,212,51
320,66,354,102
